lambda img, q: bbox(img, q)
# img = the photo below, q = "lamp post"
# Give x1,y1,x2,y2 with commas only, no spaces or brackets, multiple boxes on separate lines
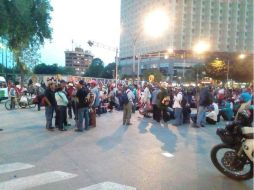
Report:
226,59,230,84
193,40,210,85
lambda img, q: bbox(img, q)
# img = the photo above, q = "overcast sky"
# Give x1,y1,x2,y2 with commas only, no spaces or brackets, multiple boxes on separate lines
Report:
40,0,120,66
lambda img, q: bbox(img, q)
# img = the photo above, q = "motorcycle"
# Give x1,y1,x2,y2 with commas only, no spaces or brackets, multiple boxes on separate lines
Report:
211,108,254,180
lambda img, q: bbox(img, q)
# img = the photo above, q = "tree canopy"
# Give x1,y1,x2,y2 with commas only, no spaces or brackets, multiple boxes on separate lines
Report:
143,68,164,82
0,0,53,84
204,52,253,82
33,63,75,75
85,58,104,78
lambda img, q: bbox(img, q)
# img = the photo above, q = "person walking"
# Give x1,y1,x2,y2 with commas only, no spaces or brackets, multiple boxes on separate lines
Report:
122,85,135,125
55,83,69,131
44,82,56,130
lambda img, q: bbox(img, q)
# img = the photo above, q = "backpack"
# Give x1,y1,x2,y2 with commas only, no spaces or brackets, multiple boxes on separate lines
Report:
38,87,45,96
181,95,188,108
122,91,129,105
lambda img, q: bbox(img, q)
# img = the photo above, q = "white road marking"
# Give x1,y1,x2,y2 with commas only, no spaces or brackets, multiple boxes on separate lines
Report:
0,171,77,190
162,152,174,158
79,181,136,190
0,163,34,174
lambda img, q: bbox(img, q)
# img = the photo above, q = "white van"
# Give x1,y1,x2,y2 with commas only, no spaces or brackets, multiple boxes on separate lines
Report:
0,76,8,102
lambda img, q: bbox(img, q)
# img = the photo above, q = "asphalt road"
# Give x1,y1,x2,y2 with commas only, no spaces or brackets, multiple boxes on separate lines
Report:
0,102,253,190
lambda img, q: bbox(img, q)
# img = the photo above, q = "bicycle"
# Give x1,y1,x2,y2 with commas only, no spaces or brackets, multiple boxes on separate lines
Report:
5,94,36,110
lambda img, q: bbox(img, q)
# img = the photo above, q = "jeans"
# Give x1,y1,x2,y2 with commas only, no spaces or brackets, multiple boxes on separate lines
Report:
45,106,54,128
84,107,90,130
123,102,132,124
197,106,206,126
67,101,72,118
174,108,183,125
57,106,67,130
77,107,90,131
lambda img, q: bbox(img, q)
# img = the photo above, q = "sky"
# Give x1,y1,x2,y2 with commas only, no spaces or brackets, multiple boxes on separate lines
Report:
40,0,121,66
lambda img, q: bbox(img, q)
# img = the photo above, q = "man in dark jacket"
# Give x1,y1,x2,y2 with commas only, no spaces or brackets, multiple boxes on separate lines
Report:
195,85,213,128
44,82,56,130
75,80,90,132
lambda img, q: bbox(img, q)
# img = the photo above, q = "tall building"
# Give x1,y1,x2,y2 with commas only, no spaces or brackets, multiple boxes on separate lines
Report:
65,47,93,76
119,0,253,78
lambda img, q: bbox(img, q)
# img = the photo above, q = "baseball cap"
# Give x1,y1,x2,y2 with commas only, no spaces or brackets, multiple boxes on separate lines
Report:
90,80,97,85
60,79,66,83
79,80,85,85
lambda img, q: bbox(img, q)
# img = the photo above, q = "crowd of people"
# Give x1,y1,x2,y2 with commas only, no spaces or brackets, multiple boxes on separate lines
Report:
6,78,254,131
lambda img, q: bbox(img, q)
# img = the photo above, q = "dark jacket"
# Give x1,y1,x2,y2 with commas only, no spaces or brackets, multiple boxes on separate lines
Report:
199,87,212,107
157,88,169,109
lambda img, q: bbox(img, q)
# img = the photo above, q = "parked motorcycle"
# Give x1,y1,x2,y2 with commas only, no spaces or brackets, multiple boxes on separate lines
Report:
211,109,254,180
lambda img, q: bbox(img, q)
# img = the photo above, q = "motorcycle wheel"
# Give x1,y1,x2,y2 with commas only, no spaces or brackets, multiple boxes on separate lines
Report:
5,100,12,110
211,143,253,180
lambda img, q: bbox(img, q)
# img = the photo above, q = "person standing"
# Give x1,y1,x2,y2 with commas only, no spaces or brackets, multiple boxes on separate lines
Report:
44,82,56,130
66,82,75,119
75,80,90,132
152,84,161,121
195,85,213,128
35,83,44,111
90,80,100,117
9,83,16,109
142,82,152,117
132,84,138,113
55,83,69,131
173,88,183,126
156,82,170,122
122,85,135,125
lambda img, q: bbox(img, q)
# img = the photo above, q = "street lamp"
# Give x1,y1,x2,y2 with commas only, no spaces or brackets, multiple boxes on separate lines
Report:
193,40,210,85
144,10,169,38
238,53,246,60
193,41,210,54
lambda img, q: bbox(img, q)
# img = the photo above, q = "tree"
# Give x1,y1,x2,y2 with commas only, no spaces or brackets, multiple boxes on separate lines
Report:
101,62,116,79
0,0,53,85
85,58,104,77
230,55,253,82
33,63,75,75
143,68,164,82
205,59,227,81
184,64,206,82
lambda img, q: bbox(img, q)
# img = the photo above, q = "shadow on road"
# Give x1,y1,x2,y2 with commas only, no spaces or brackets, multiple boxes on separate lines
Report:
149,124,177,153
96,125,129,151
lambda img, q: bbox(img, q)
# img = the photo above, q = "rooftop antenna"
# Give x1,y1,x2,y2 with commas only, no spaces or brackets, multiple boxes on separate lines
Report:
71,39,74,51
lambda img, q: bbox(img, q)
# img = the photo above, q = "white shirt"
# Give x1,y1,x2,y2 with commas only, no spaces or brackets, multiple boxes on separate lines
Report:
143,87,151,103
126,89,135,104
206,103,219,121
173,92,183,108
213,103,219,116
206,111,217,121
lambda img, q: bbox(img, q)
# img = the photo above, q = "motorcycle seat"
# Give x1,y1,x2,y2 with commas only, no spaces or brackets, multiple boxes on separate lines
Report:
241,127,254,139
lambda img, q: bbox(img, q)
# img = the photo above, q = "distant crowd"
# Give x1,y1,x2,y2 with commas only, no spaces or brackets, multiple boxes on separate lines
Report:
6,78,254,131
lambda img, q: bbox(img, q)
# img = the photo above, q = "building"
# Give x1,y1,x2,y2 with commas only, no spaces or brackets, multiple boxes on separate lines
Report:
119,0,253,79
65,47,93,76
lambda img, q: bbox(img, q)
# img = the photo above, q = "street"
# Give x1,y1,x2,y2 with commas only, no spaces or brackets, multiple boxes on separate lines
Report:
0,103,253,190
